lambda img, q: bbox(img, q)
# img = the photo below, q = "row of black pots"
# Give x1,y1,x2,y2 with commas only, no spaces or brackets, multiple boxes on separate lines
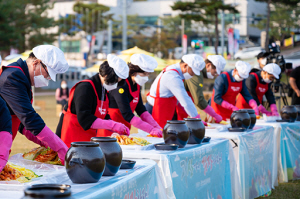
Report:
163,118,205,148
65,137,123,184
280,105,300,122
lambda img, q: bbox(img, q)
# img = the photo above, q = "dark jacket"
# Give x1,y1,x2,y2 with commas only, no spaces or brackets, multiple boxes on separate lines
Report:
211,70,253,105
109,76,146,122
0,58,45,136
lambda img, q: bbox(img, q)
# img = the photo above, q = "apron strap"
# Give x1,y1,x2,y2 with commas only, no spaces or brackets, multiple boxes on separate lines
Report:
252,73,260,83
67,80,100,113
126,78,140,97
155,67,180,98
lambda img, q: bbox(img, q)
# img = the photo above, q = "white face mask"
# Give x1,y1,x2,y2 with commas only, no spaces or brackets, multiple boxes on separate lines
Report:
261,58,267,66
263,78,272,83
206,72,214,79
234,74,244,82
135,74,149,86
103,82,118,91
34,65,49,88
183,66,193,80
61,84,67,89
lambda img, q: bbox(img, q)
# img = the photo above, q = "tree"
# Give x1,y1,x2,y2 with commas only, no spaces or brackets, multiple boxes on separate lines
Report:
112,15,145,45
58,2,112,64
254,0,299,51
172,0,238,54
252,3,300,43
0,0,57,52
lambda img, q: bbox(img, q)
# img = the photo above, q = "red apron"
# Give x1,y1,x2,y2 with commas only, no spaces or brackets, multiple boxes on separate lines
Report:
211,72,242,120
149,67,189,128
108,79,140,129
236,73,269,109
61,80,109,148
0,66,33,141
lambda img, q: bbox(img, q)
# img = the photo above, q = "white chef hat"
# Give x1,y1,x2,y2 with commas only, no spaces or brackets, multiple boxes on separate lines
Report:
32,45,69,82
263,63,281,79
107,54,129,79
182,54,205,76
130,54,158,72
207,55,226,75
235,61,251,79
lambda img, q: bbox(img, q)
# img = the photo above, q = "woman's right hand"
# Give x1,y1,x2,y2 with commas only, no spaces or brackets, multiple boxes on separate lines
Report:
112,122,130,136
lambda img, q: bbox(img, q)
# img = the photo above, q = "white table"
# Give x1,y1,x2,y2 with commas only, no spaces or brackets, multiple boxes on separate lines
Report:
0,157,166,199
206,125,276,199
123,137,239,199
256,120,300,182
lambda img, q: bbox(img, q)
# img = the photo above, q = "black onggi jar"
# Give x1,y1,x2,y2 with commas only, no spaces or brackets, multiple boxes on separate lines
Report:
163,120,190,148
230,110,251,129
65,142,105,183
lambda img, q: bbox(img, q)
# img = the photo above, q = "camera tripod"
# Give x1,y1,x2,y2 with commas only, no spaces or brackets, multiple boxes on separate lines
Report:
271,82,289,109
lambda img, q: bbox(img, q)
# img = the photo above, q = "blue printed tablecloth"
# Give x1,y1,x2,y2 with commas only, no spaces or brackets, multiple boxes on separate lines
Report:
0,159,166,199
123,139,235,199
206,126,275,199
256,121,300,182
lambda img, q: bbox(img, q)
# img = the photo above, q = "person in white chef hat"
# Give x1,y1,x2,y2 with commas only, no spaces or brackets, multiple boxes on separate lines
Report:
58,54,131,147
108,54,163,137
0,45,69,167
210,61,259,120
184,55,226,123
145,54,206,128
236,63,280,116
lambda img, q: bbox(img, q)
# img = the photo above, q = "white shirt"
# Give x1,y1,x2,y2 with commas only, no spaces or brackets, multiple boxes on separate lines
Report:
147,63,198,117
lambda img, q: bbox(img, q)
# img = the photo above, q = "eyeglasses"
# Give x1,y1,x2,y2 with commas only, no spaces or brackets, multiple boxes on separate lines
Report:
40,62,51,80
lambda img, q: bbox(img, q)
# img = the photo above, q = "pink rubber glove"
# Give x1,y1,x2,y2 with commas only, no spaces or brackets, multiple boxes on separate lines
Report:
36,126,68,165
0,131,12,172
248,99,259,116
149,128,163,137
91,118,130,136
203,105,222,123
270,104,279,116
258,105,272,116
221,100,239,111
130,116,155,134
140,111,161,129
193,114,207,126
22,128,48,148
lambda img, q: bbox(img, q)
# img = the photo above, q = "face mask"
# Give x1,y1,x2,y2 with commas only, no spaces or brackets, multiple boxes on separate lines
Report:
183,66,193,80
234,74,244,82
261,58,267,66
103,82,118,91
61,84,67,89
34,65,49,88
206,72,214,79
263,78,272,83
135,74,149,86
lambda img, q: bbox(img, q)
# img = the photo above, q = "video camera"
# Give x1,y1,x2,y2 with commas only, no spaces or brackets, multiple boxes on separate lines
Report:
266,43,293,76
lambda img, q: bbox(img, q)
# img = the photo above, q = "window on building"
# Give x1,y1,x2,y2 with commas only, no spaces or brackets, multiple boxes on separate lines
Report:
61,40,81,52
138,16,158,25
219,13,240,24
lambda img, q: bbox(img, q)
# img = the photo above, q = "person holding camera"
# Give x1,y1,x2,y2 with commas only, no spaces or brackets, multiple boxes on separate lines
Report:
250,52,269,73
289,66,300,105
236,63,280,116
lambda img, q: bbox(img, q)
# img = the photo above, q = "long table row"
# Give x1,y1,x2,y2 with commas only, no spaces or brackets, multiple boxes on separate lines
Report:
1,121,299,199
